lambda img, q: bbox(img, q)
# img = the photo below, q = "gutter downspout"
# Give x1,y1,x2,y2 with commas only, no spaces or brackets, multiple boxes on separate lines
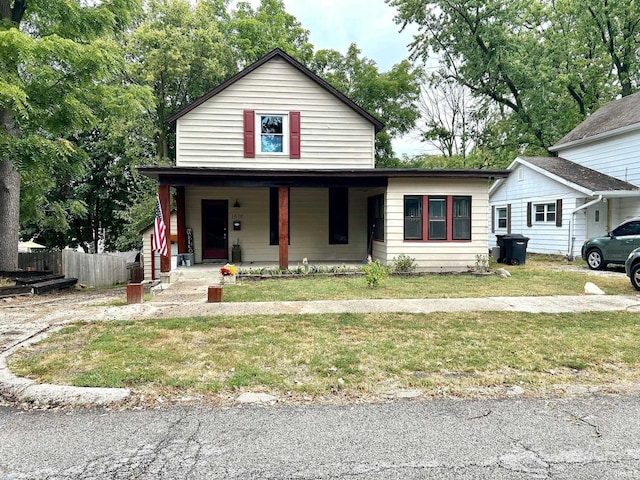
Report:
568,195,603,260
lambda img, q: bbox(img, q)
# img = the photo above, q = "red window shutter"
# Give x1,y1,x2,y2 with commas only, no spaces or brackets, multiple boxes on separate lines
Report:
527,202,532,227
243,110,255,158
289,111,300,159
556,199,563,227
507,204,512,233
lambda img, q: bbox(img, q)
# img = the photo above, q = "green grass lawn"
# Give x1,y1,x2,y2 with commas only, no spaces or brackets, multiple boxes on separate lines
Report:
10,310,640,402
224,257,633,302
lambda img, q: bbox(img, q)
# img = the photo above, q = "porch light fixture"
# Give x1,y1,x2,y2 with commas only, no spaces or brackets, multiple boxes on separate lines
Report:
233,200,241,208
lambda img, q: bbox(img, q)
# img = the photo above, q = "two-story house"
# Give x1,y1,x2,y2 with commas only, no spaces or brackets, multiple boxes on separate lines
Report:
489,92,640,259
140,49,507,275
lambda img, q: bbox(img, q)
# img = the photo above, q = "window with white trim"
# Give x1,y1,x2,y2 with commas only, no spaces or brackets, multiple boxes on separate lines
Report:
534,203,556,223
496,207,508,229
257,113,289,154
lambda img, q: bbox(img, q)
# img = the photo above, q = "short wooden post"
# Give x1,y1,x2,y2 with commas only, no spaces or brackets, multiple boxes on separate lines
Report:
208,285,223,303
127,283,144,304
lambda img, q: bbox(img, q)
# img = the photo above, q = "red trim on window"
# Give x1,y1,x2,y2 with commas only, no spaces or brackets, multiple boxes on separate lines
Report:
243,110,255,158
446,196,453,240
289,111,300,159
403,194,472,243
422,196,428,240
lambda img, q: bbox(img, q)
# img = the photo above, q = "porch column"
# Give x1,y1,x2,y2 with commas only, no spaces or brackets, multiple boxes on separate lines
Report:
159,184,171,273
278,186,289,270
176,186,186,253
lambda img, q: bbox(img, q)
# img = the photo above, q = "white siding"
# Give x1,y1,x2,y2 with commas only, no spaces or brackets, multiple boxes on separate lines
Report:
489,165,592,256
184,186,369,264
559,130,640,187
176,57,375,170
384,178,489,271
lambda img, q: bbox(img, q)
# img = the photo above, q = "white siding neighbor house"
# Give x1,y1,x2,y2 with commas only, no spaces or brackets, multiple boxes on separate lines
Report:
489,92,640,258
140,49,507,273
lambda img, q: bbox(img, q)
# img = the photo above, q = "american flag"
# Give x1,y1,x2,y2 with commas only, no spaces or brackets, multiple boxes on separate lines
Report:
153,195,168,257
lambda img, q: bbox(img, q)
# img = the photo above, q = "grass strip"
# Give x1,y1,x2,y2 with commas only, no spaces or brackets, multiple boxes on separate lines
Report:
9,311,640,399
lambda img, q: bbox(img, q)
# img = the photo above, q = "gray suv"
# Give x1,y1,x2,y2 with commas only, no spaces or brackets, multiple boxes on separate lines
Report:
625,248,640,291
581,217,640,270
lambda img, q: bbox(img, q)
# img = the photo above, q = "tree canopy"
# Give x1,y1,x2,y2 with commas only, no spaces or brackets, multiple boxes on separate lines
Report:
389,0,640,164
1,0,422,266
0,0,146,270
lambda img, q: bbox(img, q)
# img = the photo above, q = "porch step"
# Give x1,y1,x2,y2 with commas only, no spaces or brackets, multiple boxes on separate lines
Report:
15,274,65,285
32,278,78,294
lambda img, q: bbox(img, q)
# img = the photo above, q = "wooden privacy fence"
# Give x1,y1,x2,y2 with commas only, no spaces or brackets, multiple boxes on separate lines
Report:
18,250,128,287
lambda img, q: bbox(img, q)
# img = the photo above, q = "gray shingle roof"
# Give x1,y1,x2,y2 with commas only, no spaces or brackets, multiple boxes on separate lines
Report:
551,91,640,149
520,156,640,192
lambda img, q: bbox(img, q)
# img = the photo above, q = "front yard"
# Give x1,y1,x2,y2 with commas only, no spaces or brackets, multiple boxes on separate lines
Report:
9,310,640,403
224,256,633,302
7,256,640,404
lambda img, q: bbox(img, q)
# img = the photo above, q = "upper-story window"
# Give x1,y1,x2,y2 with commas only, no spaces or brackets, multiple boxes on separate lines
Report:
258,114,288,154
244,110,300,159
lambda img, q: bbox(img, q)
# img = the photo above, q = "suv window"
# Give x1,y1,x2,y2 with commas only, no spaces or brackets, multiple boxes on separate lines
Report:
612,221,640,237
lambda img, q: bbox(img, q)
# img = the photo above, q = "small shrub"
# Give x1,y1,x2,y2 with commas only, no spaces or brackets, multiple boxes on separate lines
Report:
361,260,391,287
392,254,417,274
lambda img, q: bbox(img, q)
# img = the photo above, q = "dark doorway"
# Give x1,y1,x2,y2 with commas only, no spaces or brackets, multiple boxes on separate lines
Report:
202,200,228,260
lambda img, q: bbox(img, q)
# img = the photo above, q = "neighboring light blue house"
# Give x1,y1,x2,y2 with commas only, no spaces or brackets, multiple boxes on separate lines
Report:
489,93,640,258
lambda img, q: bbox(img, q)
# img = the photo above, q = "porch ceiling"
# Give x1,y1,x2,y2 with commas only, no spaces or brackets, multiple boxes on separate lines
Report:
138,166,509,188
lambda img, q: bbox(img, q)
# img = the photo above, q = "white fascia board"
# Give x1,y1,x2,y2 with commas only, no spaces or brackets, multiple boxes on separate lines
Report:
549,123,640,152
593,190,640,198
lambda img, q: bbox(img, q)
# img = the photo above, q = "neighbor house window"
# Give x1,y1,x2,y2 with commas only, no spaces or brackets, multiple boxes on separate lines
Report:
497,207,508,229
535,203,556,223
329,188,348,244
403,195,472,241
368,195,384,243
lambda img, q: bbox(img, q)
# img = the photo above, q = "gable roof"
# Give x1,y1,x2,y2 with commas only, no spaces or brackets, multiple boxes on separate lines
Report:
490,156,640,197
166,48,385,133
550,91,640,151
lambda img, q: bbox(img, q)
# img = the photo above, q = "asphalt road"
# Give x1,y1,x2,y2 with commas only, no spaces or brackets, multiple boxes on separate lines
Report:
1,395,639,479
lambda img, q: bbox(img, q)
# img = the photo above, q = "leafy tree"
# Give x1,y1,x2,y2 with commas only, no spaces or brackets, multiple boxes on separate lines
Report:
310,44,422,166
228,0,314,66
128,0,236,160
0,0,144,270
389,0,640,165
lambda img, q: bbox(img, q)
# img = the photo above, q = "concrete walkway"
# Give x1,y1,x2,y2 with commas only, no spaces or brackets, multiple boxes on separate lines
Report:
2,290,640,407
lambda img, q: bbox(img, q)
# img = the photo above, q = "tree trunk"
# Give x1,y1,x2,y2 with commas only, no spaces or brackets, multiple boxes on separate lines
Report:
0,158,20,271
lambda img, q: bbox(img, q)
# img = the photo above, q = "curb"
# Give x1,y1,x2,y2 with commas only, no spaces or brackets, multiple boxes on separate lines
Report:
2,294,639,408
0,326,131,407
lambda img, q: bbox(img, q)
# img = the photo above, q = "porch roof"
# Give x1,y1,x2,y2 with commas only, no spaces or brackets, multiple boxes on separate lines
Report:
138,166,509,188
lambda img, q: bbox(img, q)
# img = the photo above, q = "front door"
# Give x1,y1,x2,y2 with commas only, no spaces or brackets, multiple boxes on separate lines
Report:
202,200,228,260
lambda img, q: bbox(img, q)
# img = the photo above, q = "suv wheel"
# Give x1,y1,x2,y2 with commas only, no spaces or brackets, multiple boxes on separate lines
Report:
631,263,640,291
586,248,605,270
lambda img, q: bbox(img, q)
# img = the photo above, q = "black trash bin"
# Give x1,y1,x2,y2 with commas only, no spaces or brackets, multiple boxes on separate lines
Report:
498,234,530,265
